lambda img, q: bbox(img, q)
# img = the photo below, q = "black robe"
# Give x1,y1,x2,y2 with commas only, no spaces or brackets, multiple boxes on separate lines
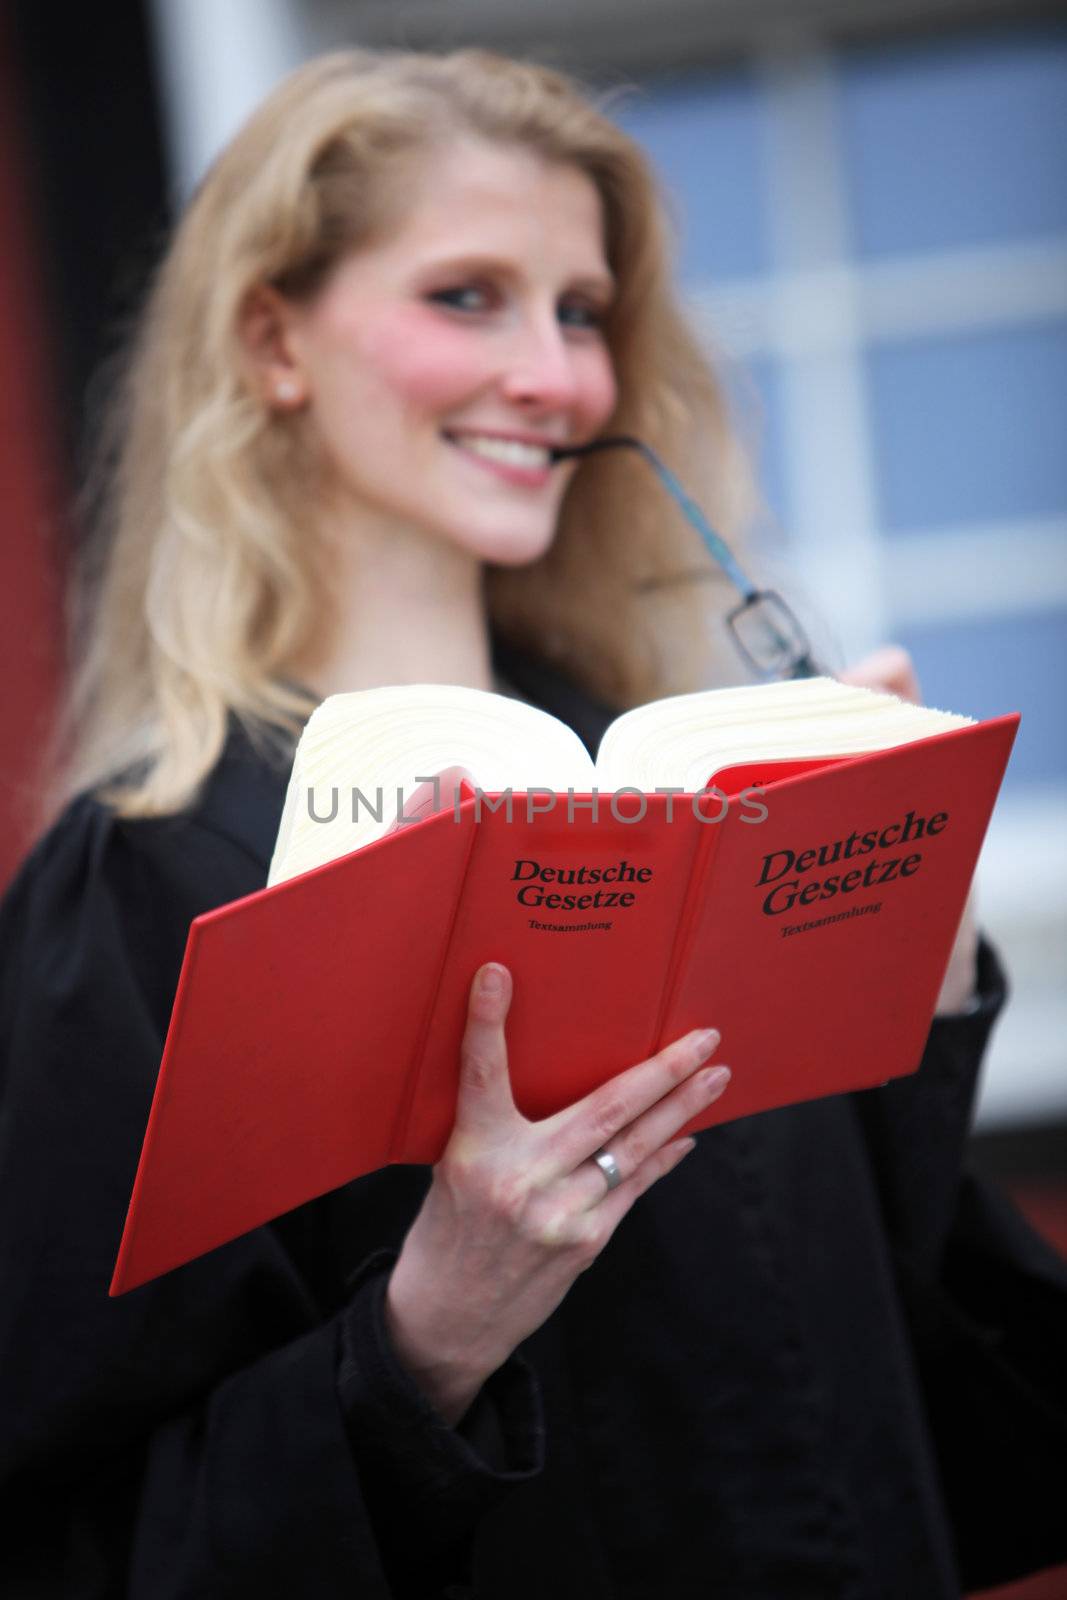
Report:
2,655,1065,1599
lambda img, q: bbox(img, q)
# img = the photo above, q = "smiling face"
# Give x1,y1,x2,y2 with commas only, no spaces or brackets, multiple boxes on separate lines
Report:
265,137,620,566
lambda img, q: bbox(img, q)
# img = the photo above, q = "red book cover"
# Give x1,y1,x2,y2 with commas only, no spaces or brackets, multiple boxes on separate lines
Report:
110,713,1018,1294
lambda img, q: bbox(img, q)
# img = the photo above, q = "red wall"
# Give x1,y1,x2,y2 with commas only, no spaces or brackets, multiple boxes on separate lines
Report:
0,25,65,891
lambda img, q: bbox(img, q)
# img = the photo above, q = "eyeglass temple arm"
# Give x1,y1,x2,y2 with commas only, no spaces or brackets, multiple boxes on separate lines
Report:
550,436,823,681
551,435,756,597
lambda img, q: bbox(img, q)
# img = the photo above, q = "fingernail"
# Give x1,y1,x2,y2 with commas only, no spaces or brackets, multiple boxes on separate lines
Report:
704,1066,731,1093
693,1028,720,1060
479,965,504,997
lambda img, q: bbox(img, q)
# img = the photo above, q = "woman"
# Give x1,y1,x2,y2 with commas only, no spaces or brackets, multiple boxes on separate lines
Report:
1,47,1064,1600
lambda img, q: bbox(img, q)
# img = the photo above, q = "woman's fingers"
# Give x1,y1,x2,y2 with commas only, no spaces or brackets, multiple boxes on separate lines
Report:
839,644,922,705
453,963,517,1137
567,1063,730,1211
535,1026,724,1180
555,1134,702,1262
602,1132,700,1220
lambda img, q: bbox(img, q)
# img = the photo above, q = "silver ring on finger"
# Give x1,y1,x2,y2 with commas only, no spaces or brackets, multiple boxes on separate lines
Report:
592,1147,622,1194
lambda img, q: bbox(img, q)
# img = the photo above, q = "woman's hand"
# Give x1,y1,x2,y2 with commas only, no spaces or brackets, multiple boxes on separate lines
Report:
384,963,729,1425
839,644,979,1014
838,643,922,705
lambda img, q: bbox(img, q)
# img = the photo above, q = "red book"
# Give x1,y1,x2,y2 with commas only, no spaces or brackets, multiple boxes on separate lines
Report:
111,680,1018,1293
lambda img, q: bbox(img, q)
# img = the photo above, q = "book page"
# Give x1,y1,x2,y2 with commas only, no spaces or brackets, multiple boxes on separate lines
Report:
593,677,973,791
269,684,595,883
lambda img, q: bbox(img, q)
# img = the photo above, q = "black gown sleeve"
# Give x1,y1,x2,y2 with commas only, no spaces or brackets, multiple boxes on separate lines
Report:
850,936,1067,1590
0,797,543,1599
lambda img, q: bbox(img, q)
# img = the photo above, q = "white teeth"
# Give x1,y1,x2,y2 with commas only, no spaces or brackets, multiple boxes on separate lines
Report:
449,433,550,470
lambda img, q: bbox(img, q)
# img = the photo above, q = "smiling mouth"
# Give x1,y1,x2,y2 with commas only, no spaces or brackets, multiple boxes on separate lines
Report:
442,431,556,472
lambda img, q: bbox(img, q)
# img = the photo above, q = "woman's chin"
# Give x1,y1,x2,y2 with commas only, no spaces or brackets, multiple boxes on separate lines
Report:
442,517,559,568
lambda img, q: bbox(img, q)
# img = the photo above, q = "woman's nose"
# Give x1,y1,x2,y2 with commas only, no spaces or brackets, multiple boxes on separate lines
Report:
497,314,583,412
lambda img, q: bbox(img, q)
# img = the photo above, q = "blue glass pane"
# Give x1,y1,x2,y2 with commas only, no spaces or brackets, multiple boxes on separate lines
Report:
733,356,790,542
866,321,1067,533
896,609,1067,790
610,71,771,284
838,28,1067,258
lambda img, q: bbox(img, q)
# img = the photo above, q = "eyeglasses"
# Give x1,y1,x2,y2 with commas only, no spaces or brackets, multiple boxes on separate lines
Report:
549,435,823,682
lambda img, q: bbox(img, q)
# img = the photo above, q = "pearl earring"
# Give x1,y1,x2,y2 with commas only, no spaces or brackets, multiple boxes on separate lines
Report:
275,379,299,404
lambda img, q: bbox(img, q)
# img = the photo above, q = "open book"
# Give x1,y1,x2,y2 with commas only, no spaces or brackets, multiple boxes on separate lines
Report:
112,677,1018,1294
267,676,975,882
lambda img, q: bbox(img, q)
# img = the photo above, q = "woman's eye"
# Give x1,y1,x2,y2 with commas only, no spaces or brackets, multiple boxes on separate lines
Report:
558,300,606,332
428,285,493,313
427,285,607,331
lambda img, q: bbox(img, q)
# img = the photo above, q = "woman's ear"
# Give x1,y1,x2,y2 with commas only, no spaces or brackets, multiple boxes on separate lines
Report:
238,284,308,410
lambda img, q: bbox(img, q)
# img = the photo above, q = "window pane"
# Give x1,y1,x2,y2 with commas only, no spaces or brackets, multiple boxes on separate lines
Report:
736,356,790,544
612,71,771,284
839,28,1067,258
866,321,1067,533
896,610,1067,790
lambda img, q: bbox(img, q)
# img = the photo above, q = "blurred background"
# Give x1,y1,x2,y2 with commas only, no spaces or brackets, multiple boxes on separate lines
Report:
1,7,1064,1586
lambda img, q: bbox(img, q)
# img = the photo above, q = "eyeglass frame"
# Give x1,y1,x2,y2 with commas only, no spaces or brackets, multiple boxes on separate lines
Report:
548,434,823,683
